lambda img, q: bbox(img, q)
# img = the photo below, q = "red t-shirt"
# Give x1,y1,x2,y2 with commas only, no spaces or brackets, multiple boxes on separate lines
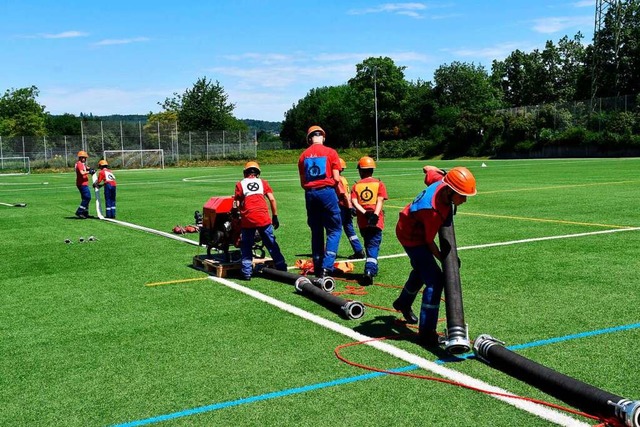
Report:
298,144,340,190
396,184,451,247
75,161,89,186
351,177,388,229
97,168,117,186
338,176,350,207
234,177,273,228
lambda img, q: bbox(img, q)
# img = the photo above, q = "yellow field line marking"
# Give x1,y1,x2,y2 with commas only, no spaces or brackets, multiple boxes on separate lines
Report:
479,180,639,194
460,212,634,229
383,205,633,229
145,277,208,287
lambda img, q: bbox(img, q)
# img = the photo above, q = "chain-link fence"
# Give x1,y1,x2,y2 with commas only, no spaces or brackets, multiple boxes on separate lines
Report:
0,121,260,170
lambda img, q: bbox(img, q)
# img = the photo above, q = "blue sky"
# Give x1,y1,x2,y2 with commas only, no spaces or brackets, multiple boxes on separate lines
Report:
0,1,596,122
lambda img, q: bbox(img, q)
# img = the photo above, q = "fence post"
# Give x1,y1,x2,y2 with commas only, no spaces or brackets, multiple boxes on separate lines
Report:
189,131,192,161
64,136,68,167
254,129,257,158
238,130,241,155
120,121,125,167
0,136,3,169
222,130,225,158
22,136,26,159
44,136,47,163
101,121,105,156
206,131,209,161
139,121,144,167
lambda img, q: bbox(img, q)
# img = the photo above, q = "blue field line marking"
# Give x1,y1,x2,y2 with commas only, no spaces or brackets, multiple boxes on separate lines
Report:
435,322,640,364
111,365,417,427
112,322,640,426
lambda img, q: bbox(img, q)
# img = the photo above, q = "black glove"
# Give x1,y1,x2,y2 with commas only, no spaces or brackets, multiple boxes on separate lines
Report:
272,215,279,230
350,207,357,218
365,211,378,227
231,208,240,220
89,168,96,175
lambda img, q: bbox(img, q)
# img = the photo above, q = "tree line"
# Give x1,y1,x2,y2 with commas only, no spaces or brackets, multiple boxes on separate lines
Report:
2,1,639,158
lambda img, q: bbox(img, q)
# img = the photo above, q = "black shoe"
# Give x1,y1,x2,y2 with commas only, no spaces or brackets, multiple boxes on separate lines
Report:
317,268,332,278
419,330,442,347
360,272,374,286
392,299,418,324
238,275,251,281
348,250,366,260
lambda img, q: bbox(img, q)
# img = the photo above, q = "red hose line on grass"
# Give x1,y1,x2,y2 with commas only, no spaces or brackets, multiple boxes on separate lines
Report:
334,336,609,426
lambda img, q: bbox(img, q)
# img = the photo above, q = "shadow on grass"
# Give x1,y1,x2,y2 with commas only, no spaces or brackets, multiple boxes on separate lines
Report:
353,314,451,359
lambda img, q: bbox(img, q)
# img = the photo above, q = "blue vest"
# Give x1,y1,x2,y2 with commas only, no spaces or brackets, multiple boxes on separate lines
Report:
409,180,446,213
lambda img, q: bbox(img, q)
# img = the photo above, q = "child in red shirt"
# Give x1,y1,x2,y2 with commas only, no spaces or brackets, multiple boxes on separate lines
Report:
74,150,93,218
350,156,388,286
94,159,117,218
233,161,287,280
393,166,477,347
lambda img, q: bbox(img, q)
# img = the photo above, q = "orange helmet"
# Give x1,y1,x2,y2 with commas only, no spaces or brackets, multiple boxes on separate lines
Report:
443,166,477,196
339,158,347,171
98,160,108,167
77,150,89,158
306,125,325,140
357,156,376,169
243,161,261,175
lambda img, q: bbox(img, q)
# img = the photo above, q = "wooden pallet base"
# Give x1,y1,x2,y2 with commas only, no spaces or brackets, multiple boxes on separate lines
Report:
193,253,274,278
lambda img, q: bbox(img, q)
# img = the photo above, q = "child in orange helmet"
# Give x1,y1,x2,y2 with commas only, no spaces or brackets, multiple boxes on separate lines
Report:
233,161,287,280
392,166,477,346
337,158,365,260
74,150,94,218
94,159,117,218
350,156,388,286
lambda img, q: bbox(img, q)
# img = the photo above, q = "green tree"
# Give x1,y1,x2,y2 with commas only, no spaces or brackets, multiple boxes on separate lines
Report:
402,79,436,137
434,62,502,113
160,77,246,131
45,113,81,136
281,85,360,149
348,57,410,141
592,0,640,96
0,86,47,136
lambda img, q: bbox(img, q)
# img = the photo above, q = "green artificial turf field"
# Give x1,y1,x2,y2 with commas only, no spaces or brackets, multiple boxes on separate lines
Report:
1,158,639,426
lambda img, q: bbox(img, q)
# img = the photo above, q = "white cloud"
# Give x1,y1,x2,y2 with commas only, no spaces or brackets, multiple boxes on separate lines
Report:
40,87,166,115
43,31,89,39
532,16,592,34
572,0,595,7
348,2,428,18
93,37,150,46
449,42,538,61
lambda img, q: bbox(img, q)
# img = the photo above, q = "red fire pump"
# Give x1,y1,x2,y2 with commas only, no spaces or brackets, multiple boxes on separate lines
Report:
199,196,264,261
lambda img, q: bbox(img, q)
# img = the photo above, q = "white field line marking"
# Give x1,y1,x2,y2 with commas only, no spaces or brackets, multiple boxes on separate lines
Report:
102,218,202,246
330,227,640,266
210,275,588,427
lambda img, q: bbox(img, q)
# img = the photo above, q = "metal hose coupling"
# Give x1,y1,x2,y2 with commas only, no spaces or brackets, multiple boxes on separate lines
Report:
311,276,336,292
341,301,365,320
472,334,505,363
609,399,640,427
294,276,313,292
444,324,471,355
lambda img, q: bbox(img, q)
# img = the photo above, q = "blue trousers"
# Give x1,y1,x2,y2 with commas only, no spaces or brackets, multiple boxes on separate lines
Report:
304,187,342,273
104,184,116,218
240,225,287,278
395,244,444,332
339,206,363,253
361,227,382,276
75,185,91,216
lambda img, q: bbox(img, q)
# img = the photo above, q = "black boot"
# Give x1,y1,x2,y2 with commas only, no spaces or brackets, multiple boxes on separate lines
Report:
360,271,374,286
348,250,366,260
418,329,441,347
392,299,418,324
